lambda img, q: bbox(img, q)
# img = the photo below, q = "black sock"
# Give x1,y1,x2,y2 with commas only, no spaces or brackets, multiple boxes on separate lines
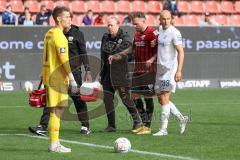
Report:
134,98,146,124
144,98,154,128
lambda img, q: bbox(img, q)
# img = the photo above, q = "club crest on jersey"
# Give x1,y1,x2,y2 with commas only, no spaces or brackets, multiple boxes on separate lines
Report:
68,36,74,42
60,47,66,54
141,35,145,40
117,39,122,44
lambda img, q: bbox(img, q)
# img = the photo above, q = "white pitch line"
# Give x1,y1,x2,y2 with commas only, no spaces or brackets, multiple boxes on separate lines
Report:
0,133,198,160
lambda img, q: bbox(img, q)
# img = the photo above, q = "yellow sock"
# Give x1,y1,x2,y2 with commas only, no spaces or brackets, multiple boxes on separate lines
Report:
48,112,60,144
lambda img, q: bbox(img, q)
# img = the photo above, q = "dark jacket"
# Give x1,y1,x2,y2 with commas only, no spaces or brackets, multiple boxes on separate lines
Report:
64,25,90,85
100,28,132,87
36,9,52,25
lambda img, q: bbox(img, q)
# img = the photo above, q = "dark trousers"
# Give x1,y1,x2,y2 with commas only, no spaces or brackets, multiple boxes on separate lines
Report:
39,94,89,128
102,81,141,128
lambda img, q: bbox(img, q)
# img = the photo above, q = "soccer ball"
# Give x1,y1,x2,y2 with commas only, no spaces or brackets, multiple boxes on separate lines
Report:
114,137,131,153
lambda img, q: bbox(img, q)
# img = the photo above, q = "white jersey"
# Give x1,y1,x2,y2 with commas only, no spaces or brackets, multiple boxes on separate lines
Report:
155,25,183,93
157,25,182,69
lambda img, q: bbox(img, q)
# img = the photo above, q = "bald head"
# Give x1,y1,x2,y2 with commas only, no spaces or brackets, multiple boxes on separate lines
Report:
160,10,171,18
160,10,172,30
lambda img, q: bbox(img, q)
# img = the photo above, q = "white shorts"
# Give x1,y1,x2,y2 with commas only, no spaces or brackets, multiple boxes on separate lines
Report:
154,65,177,94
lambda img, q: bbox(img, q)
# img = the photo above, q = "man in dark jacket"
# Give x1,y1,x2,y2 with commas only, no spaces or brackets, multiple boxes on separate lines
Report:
100,16,141,132
36,5,52,25
28,24,92,135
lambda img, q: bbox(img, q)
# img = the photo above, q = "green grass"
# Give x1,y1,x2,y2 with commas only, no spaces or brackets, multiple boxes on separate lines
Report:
0,89,240,160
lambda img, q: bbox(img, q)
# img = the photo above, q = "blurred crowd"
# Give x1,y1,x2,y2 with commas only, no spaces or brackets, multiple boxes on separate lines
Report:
1,0,220,27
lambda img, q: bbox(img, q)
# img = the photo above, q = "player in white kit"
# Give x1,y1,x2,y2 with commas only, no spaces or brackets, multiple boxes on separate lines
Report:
147,10,188,136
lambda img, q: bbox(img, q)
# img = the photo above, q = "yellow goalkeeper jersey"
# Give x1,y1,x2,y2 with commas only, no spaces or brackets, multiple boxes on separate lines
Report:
42,27,71,87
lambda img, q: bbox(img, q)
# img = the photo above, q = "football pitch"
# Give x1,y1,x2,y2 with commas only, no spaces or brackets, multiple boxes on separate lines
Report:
0,89,240,160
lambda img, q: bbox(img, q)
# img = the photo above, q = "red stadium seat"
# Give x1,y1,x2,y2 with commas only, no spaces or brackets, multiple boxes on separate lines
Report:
147,1,161,14
191,1,205,13
215,14,228,26
174,16,184,26
116,14,124,24
230,14,240,26
41,0,54,10
184,15,199,26
0,0,7,13
72,15,79,25
10,0,24,13
205,1,220,13
72,0,85,13
221,1,235,13
87,1,101,13
55,0,70,8
117,1,131,13
145,15,156,26
102,1,115,13
178,1,189,13
132,1,146,13
235,1,240,13
25,0,39,13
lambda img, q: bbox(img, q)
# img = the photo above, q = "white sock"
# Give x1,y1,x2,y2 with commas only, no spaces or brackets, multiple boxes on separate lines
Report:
161,103,171,130
169,101,184,121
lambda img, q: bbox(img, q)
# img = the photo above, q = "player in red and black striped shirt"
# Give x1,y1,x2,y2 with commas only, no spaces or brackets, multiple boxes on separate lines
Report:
131,12,158,135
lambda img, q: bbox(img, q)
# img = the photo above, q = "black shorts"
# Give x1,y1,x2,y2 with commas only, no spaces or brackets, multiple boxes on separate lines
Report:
131,72,156,96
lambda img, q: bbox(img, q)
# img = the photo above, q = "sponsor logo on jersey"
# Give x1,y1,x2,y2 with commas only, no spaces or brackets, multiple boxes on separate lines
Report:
68,36,74,43
60,48,66,54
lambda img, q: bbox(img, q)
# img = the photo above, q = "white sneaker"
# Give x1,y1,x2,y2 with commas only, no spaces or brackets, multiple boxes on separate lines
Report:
180,116,189,134
48,141,71,153
153,129,168,136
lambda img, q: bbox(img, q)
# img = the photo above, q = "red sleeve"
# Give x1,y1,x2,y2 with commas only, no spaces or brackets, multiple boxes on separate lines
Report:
148,27,158,41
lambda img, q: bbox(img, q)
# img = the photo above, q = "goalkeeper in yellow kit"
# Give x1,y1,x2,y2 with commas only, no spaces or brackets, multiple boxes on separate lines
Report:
42,6,77,153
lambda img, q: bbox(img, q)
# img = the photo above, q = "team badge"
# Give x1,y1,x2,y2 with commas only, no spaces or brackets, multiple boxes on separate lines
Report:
60,47,66,54
141,35,145,40
68,36,74,42
118,39,122,44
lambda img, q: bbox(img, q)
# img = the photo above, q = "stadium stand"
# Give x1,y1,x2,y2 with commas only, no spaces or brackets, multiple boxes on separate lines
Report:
72,0,85,13
221,0,235,13
87,1,101,13
177,0,189,13
185,14,199,26
55,0,70,8
132,1,146,13
147,1,162,14
235,0,240,13
117,0,131,13
215,14,228,26
0,0,240,26
25,0,39,13
41,0,54,10
10,0,24,13
205,1,220,13
102,1,115,13
0,0,7,13
230,14,240,25
191,1,205,13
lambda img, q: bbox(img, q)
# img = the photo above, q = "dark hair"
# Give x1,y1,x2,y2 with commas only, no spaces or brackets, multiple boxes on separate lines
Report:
52,6,70,24
40,5,46,10
87,9,93,13
132,12,146,20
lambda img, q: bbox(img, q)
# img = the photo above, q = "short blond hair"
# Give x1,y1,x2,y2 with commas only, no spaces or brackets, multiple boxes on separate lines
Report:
108,16,120,25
